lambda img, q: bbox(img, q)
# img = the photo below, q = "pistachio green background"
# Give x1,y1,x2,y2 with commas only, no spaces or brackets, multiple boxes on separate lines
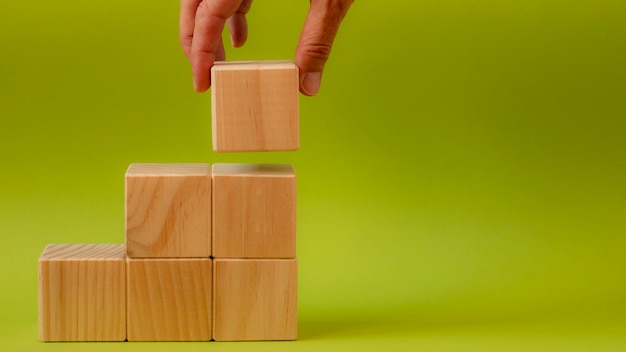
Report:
1,0,625,350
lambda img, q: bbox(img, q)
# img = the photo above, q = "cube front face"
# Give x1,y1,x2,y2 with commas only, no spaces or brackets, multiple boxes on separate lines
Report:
38,244,126,342
127,258,212,341
211,61,299,152
125,163,211,258
212,163,296,258
213,259,298,341
41,162,300,342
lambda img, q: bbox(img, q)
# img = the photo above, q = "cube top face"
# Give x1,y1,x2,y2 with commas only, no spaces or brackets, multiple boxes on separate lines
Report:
127,258,212,341
39,244,125,261
212,163,295,178
212,163,296,258
213,259,298,341
212,60,295,71
211,60,299,152
125,163,211,258
126,163,210,177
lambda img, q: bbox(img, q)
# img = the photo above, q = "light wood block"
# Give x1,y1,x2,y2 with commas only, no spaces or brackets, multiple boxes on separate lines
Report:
211,60,299,152
213,259,298,341
212,163,296,258
38,244,126,342
125,163,211,258
127,258,212,341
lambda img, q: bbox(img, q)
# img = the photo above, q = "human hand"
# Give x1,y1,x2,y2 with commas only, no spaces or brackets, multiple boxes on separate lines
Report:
180,0,354,96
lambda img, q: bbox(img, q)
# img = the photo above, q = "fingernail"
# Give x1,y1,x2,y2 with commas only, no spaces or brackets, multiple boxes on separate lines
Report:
302,72,321,96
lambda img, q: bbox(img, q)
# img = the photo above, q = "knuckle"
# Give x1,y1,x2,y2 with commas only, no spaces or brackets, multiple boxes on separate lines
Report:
324,0,354,15
303,42,333,61
336,0,355,13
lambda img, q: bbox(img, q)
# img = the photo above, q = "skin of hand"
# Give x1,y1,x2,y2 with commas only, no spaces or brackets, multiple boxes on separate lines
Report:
179,0,354,96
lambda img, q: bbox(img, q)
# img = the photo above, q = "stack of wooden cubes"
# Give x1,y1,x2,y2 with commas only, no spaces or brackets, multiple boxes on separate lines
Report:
38,61,299,342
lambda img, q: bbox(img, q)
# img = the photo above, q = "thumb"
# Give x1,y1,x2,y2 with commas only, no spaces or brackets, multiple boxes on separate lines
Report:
296,0,353,96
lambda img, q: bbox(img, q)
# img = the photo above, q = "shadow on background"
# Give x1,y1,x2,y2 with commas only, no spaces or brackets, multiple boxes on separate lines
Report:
297,309,626,341
298,306,502,340
298,319,414,340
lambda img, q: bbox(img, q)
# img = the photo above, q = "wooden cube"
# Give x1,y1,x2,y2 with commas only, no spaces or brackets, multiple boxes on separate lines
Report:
38,244,126,341
213,259,298,341
212,163,296,258
211,60,299,152
127,258,212,341
125,163,211,258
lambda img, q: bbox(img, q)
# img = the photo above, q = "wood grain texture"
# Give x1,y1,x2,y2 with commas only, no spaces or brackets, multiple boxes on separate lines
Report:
212,163,296,258
211,60,299,152
213,259,298,341
125,163,211,258
126,258,212,341
38,244,126,341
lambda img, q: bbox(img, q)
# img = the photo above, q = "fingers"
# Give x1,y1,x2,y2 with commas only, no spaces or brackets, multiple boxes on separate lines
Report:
187,0,245,92
226,0,253,48
216,36,226,61
182,0,350,94
296,0,353,96
191,1,239,92
180,0,202,59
